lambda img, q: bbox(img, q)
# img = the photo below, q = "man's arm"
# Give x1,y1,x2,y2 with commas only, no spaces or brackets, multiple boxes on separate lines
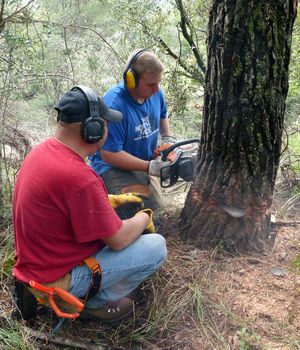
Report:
159,118,172,137
102,212,150,250
100,149,149,172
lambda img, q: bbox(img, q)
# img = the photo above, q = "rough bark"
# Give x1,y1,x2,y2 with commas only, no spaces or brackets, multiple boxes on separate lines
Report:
179,0,298,253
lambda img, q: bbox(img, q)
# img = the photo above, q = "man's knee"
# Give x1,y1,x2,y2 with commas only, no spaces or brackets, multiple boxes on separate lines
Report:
139,234,167,266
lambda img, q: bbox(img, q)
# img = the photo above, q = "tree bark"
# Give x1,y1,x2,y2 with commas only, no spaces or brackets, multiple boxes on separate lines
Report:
179,0,298,253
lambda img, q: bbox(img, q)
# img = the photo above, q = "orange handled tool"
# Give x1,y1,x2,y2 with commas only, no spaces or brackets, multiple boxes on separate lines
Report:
29,280,84,319
153,143,178,163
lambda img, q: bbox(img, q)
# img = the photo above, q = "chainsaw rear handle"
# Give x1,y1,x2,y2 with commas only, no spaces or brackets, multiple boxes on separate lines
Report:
48,292,81,319
29,280,84,319
160,138,200,161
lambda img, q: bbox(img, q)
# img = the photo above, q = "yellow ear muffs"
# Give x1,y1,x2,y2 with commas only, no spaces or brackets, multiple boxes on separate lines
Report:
123,49,149,89
125,68,137,89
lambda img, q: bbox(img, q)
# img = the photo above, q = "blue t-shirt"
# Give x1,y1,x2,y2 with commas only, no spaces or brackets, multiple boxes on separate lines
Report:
89,82,168,174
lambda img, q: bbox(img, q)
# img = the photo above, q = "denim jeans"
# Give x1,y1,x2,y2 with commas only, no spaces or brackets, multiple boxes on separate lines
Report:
69,234,167,309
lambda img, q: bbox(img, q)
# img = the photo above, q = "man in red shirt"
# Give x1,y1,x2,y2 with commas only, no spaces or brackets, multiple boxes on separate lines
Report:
13,86,167,322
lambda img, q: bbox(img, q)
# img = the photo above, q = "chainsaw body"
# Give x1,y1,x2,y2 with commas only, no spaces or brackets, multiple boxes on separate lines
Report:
158,139,200,188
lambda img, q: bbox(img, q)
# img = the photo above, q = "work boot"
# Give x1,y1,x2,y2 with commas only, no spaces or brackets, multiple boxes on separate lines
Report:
80,297,134,323
12,280,37,320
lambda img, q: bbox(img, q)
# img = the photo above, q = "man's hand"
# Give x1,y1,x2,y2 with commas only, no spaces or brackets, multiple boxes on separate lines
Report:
161,135,177,145
148,157,170,177
136,208,156,233
108,193,144,209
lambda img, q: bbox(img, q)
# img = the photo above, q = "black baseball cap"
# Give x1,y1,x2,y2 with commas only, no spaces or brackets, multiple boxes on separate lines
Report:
55,86,122,123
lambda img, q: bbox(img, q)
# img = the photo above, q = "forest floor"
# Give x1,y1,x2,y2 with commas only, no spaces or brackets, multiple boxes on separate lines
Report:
1,184,300,350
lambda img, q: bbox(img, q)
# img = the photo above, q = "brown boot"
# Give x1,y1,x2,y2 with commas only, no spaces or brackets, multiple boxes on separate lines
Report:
80,297,134,323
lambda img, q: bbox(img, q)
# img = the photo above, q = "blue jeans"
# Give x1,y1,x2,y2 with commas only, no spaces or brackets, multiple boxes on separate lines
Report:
69,234,167,309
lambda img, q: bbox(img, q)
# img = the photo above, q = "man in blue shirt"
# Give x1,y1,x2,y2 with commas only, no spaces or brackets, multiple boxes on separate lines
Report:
90,49,175,212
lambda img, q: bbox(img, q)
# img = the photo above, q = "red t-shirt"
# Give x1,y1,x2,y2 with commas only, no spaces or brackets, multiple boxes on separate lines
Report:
13,137,122,283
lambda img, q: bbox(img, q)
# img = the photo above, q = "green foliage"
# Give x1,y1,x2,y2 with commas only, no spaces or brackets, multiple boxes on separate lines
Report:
286,14,300,128
289,133,300,156
280,120,300,192
291,252,300,274
289,15,300,96
285,94,300,126
236,327,262,350
170,106,202,140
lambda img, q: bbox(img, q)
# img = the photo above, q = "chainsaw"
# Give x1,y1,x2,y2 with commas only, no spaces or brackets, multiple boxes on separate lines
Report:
155,138,200,188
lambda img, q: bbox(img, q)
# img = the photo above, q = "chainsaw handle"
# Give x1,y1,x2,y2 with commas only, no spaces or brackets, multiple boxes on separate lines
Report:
48,295,80,319
53,286,84,312
29,280,53,294
161,138,200,161
29,280,84,319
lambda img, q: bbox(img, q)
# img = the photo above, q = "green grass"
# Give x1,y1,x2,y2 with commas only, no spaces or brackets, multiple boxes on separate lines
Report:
291,252,300,274
290,339,300,350
0,327,30,350
0,250,14,279
0,226,14,281
236,327,262,350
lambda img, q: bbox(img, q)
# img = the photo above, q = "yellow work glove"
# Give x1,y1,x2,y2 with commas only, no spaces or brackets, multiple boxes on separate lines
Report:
136,208,156,233
108,193,145,210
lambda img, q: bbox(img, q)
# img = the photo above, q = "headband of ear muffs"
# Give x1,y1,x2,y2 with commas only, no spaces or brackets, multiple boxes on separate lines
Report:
123,49,149,89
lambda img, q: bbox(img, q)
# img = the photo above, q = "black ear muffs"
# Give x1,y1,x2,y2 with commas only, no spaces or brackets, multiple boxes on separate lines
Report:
123,49,149,89
71,86,105,144
81,117,105,144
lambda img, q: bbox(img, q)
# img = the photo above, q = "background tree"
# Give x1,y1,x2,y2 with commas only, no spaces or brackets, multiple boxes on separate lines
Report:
180,0,298,253
0,0,35,214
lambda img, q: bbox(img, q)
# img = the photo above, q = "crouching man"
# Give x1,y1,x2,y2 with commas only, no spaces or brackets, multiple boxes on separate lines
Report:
12,86,167,323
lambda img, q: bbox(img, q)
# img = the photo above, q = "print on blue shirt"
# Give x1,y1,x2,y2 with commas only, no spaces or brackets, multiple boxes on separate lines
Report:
135,116,156,141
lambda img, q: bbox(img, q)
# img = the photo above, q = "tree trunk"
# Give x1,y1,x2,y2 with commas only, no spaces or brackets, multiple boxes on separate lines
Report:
179,0,298,253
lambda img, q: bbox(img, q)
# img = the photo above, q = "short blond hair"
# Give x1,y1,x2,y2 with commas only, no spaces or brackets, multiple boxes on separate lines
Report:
128,49,164,75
